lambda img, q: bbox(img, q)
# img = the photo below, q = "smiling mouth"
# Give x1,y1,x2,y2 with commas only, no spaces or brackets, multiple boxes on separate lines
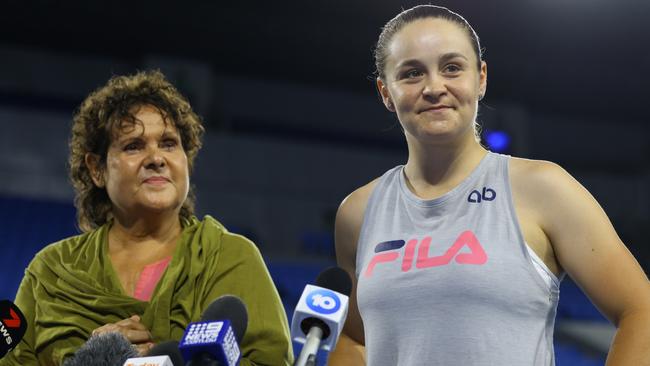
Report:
143,177,169,185
421,106,452,113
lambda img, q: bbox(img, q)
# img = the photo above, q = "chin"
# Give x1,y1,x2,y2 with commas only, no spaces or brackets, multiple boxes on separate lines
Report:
418,118,473,139
138,198,182,213
418,126,459,139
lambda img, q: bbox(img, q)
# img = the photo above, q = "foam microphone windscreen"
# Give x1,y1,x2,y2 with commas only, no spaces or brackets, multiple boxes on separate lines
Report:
62,332,138,366
314,267,352,296
0,300,27,359
200,295,248,343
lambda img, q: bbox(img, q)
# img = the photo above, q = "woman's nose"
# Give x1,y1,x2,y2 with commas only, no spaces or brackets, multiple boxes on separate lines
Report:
144,147,165,170
422,75,446,98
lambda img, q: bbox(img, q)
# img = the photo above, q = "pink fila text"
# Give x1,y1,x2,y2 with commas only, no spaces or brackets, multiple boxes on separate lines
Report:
364,230,487,277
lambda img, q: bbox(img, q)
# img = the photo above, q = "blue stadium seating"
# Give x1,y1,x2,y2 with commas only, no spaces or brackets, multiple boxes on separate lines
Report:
554,342,605,365
557,279,608,322
0,195,78,300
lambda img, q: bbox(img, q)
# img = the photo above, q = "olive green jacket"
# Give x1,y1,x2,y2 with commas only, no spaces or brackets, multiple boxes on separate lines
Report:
0,215,293,365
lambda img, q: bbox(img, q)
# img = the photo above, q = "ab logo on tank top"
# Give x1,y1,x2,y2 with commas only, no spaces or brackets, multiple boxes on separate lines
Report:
467,186,496,203
363,230,488,278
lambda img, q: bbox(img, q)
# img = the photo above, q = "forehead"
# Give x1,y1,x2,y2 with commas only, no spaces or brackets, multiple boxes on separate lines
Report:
111,105,178,140
387,18,476,64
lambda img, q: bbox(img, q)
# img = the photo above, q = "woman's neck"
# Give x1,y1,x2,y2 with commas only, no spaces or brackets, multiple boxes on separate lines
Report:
403,134,488,197
108,210,182,249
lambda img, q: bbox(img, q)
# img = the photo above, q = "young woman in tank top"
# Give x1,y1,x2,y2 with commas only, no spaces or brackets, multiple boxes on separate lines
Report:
329,5,650,366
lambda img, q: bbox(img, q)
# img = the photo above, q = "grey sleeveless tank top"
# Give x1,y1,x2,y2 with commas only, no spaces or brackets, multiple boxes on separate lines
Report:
356,152,561,366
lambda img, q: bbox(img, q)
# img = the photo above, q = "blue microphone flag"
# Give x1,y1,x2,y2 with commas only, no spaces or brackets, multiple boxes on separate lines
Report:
179,320,240,366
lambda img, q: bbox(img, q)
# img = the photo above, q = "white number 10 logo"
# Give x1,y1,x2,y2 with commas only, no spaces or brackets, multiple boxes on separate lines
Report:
312,294,336,310
306,289,341,314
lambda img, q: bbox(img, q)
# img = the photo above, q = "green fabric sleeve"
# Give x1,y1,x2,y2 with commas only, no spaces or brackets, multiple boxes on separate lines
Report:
0,263,86,366
202,233,294,366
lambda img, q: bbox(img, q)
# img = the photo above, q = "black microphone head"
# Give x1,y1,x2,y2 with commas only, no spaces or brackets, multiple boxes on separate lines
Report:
0,300,27,359
62,332,138,366
200,295,248,343
315,267,352,296
147,340,185,366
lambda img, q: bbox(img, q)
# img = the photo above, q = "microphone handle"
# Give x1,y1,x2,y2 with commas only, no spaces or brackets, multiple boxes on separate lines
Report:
187,352,221,365
294,326,323,366
305,354,317,366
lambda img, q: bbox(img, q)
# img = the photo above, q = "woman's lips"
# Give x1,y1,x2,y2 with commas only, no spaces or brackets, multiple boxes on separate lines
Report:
421,105,452,113
143,177,169,185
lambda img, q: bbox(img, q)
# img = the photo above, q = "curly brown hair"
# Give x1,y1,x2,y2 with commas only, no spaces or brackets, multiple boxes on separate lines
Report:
69,70,205,232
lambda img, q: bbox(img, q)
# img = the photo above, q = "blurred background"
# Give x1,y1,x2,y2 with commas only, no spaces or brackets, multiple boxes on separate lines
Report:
1,0,649,364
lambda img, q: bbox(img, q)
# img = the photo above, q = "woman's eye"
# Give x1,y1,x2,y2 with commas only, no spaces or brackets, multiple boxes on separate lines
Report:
404,69,423,79
162,139,178,149
123,142,140,151
443,64,462,73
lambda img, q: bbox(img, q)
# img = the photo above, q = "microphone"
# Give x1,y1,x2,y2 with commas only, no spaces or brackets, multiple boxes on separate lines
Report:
62,332,138,366
0,300,27,360
148,340,185,365
123,355,174,366
178,295,248,366
122,340,186,366
291,267,352,366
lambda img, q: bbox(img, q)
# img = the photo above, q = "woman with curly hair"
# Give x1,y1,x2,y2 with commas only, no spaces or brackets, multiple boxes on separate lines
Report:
1,70,293,366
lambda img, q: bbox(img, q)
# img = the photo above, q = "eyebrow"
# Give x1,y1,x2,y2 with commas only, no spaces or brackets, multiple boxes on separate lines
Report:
395,59,425,70
115,130,179,145
115,135,140,144
439,52,469,63
394,52,469,70
160,130,180,139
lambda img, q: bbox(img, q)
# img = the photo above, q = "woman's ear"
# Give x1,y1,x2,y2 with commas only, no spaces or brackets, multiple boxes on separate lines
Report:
85,153,105,188
478,61,488,101
376,78,396,112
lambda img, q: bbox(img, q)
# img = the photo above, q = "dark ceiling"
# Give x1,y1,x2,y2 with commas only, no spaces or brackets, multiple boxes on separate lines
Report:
2,0,649,122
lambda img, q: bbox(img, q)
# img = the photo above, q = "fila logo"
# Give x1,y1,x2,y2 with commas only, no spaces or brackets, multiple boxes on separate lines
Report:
364,230,487,278
468,187,496,203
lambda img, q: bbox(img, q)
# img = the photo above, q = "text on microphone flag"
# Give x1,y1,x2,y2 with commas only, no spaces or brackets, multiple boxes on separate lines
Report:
179,319,241,366
183,321,223,345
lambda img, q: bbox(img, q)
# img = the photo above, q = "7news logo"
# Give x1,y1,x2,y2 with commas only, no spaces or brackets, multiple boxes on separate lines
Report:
1,307,21,346
364,230,487,278
306,289,341,315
